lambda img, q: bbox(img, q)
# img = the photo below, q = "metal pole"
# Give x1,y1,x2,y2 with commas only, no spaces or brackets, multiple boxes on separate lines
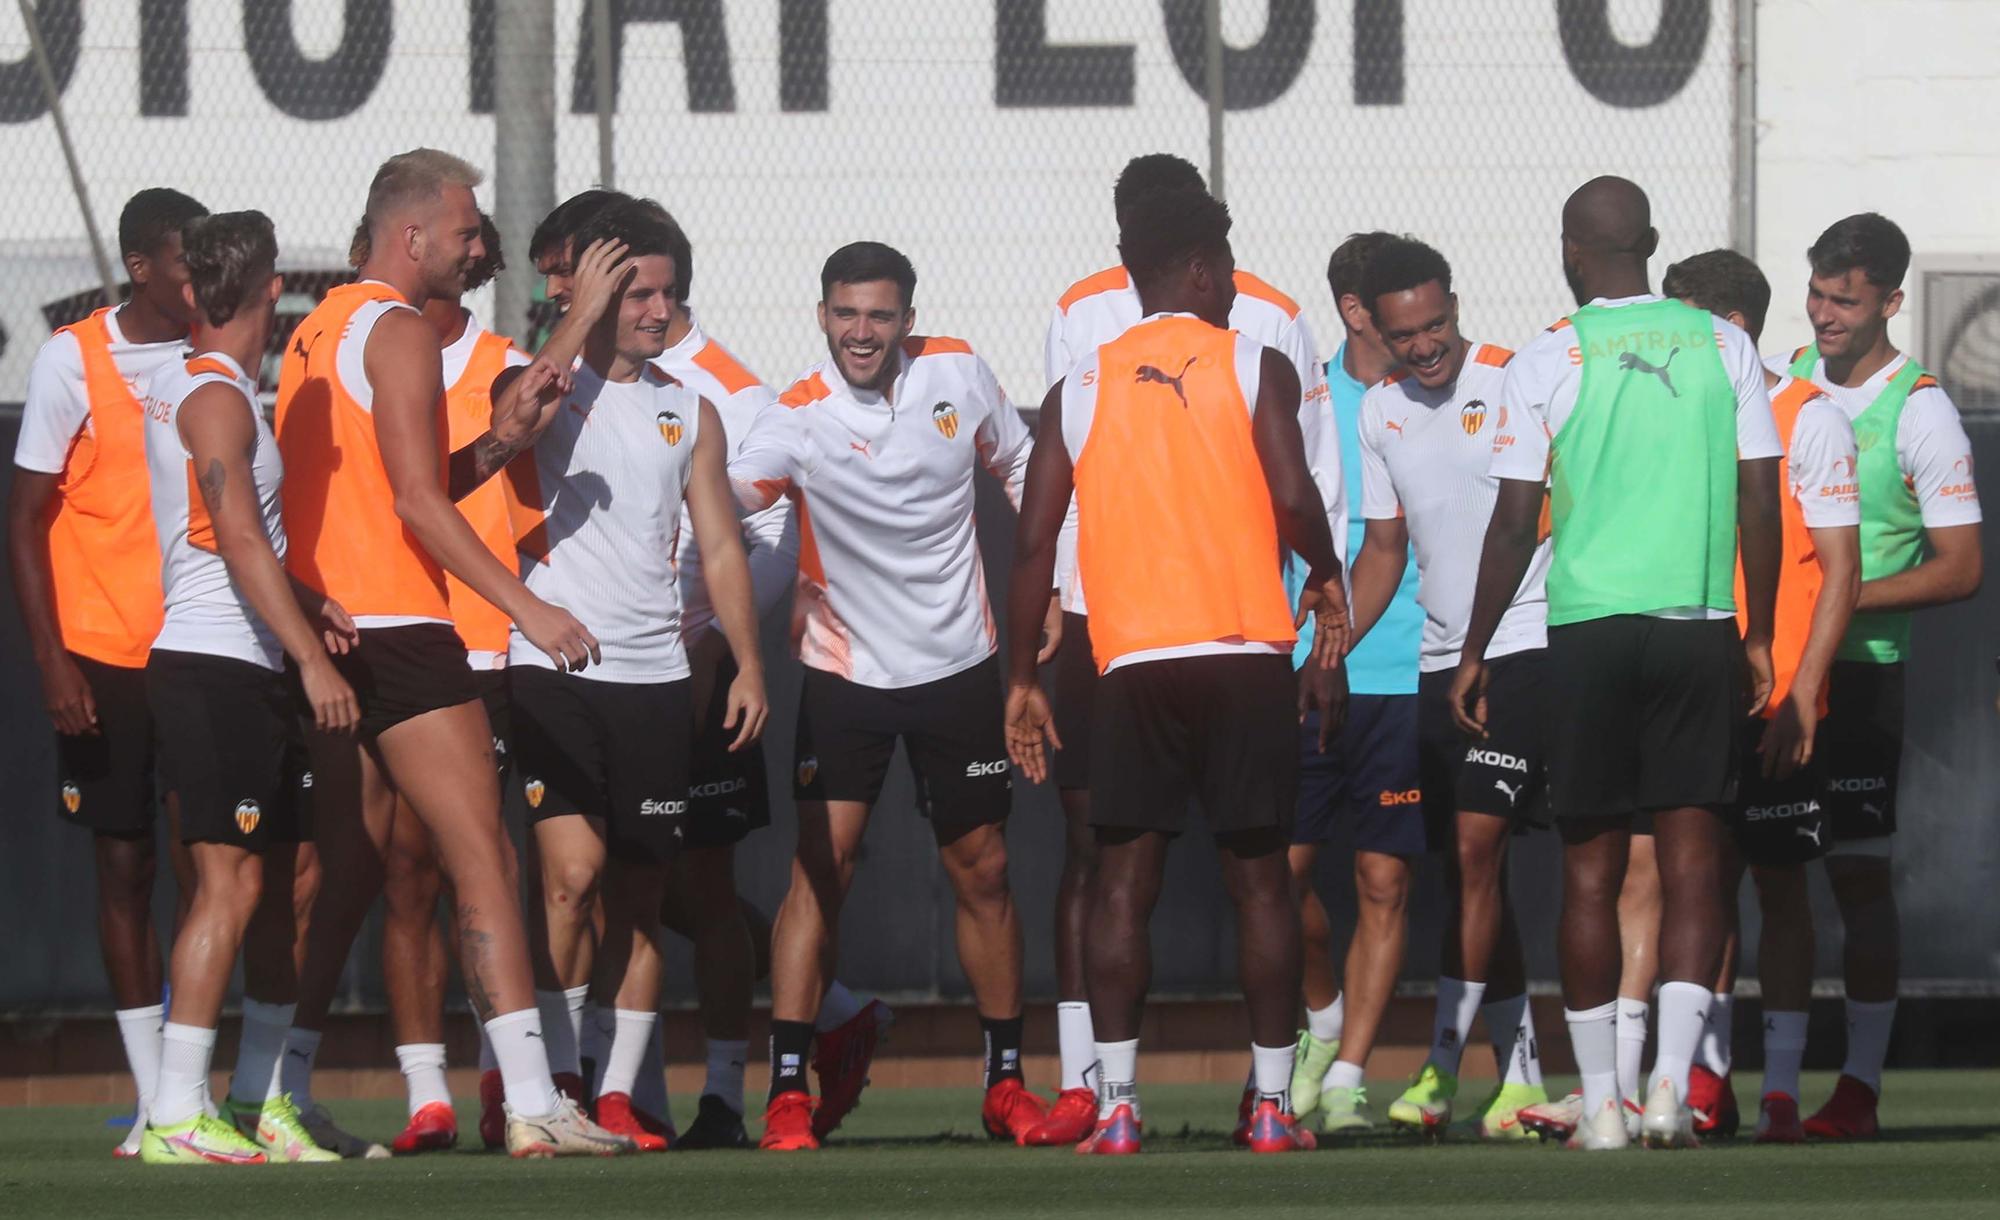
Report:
1730,0,1756,257
593,0,615,188
18,0,117,303
1204,0,1224,201
493,0,556,346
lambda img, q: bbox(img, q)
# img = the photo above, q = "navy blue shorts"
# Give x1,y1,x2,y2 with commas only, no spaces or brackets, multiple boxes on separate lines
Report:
1294,693,1429,855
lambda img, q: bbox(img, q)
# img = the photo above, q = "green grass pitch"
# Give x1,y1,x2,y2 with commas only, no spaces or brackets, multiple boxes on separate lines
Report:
1,1073,1994,1218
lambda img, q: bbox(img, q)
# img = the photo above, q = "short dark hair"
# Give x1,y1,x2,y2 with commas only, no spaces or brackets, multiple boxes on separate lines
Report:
1325,231,1398,304
1113,153,1205,217
1117,187,1231,289
1807,212,1911,291
119,187,207,257
529,188,628,265
571,197,692,300
1662,248,1771,341
1360,237,1452,316
464,211,506,293
181,211,277,327
820,241,917,308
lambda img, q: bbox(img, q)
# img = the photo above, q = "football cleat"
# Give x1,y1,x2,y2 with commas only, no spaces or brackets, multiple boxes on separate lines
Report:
1456,1081,1549,1141
1623,1095,1646,1140
141,1113,268,1165
1229,1086,1257,1147
675,1094,750,1150
1317,1085,1375,1135
1387,1062,1458,1135
1518,1090,1582,1142
504,1095,634,1158
1754,1092,1806,1144
478,1069,506,1150
1640,1078,1701,1149
1802,1074,1880,1140
1075,1103,1142,1156
1565,1097,1631,1151
759,1090,820,1151
1688,1065,1739,1138
1019,1087,1097,1146
391,1101,459,1155
1245,1100,1316,1153
810,999,893,1140
299,1102,390,1159
552,1071,589,1106
981,1078,1050,1144
1288,1030,1341,1120
115,1113,147,1159
592,1092,668,1151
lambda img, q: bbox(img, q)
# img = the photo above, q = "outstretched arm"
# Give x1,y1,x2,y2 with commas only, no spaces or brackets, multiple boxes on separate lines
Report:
1251,348,1347,667
685,399,769,751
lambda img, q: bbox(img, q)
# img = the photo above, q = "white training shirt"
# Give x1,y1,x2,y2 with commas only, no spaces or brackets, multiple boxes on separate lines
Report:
1773,351,1982,528
729,337,1032,690
1359,343,1550,671
650,310,799,640
1042,264,1339,614
141,350,289,671
1773,377,1864,530
16,305,187,473
1489,294,1783,621
508,363,702,683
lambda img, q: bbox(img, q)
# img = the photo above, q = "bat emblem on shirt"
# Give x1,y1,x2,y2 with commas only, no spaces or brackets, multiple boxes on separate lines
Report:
524,777,545,809
1135,357,1197,409
1460,399,1487,435
932,401,960,439
234,800,262,835
1617,348,1679,397
61,782,80,814
656,410,685,446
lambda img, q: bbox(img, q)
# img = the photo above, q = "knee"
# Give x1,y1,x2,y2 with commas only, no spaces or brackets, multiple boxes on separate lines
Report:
543,854,604,915
1825,858,1893,910
950,842,1013,910
95,835,158,897
1354,859,1410,916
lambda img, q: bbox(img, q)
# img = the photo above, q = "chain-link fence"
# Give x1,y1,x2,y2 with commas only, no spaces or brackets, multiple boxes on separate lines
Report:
2,0,1741,406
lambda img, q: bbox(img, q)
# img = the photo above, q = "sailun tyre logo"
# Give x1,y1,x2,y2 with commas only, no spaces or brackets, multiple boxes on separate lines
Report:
234,800,262,835
657,410,685,445
932,401,960,439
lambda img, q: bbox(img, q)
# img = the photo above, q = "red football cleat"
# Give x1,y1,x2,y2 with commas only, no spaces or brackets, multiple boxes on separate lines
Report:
1754,1092,1806,1144
593,1092,668,1151
1020,1087,1098,1147
981,1078,1050,1144
1230,1086,1256,1147
810,999,892,1140
392,1100,459,1155
1075,1103,1142,1156
1803,1074,1879,1140
1688,1066,1739,1138
760,1090,820,1151
478,1069,506,1150
1246,1099,1316,1153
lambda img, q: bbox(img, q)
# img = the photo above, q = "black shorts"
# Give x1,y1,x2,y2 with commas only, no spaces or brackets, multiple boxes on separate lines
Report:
1295,695,1426,854
1545,616,1742,821
54,653,157,836
334,623,479,739
146,650,308,849
475,668,513,780
1048,612,1097,792
793,657,1013,842
685,649,771,849
1091,653,1296,838
1418,650,1551,831
1726,718,1830,867
1818,660,1902,841
512,666,692,864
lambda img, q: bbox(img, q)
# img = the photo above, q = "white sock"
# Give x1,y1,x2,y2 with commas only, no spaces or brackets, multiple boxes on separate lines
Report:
1093,1038,1139,1120
484,1007,560,1115
475,999,497,1073
280,1026,321,1112
154,1022,217,1127
1250,1042,1294,1109
1482,993,1543,1088
1841,997,1897,1092
1615,998,1649,1103
1702,991,1734,1076
815,981,864,1033
632,1019,670,1120
1323,1059,1364,1091
533,988,585,1078
1566,1001,1619,1117
600,1009,654,1098
1762,1010,1809,1100
1650,981,1713,1101
115,1005,164,1121
1056,1001,1095,1092
1306,996,1344,1044
228,998,295,1107
1430,977,1485,1074
703,1038,749,1115
396,1043,451,1115
585,1003,617,1098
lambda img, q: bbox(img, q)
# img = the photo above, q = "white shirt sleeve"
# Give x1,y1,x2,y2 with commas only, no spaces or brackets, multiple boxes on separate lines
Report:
971,355,1032,510
1042,306,1072,394
1787,396,1862,528
744,502,800,621
1719,320,1782,461
1898,384,1983,527
1489,333,1559,484
1357,388,1402,521
13,332,91,474
727,404,808,512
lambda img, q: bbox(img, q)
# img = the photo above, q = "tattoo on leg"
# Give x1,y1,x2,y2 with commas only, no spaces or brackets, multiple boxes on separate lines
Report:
458,902,495,1020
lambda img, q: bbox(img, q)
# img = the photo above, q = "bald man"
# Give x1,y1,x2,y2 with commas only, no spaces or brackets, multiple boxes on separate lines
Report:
1452,177,1782,1150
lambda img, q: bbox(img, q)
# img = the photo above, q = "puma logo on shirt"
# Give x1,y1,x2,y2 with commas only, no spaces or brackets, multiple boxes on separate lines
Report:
1618,347,1680,397
1135,357,1198,409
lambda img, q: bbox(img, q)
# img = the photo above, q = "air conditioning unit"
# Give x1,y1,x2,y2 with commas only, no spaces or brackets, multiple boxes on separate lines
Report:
1910,256,2000,415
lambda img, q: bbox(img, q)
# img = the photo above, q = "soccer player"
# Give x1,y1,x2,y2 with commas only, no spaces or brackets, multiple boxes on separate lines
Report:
1663,247,1863,1142
1034,153,1334,1147
1455,176,1783,1150
731,242,1046,1150
1006,185,1346,1156
136,210,357,1165
1341,238,1553,1140
9,188,206,1157
1780,214,1981,1139
274,148,628,1157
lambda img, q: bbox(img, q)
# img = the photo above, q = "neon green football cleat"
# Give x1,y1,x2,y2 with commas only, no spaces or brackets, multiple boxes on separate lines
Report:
1317,1084,1374,1135
1387,1062,1458,1134
1456,1081,1549,1141
225,1093,341,1163
1287,1030,1341,1119
141,1113,267,1165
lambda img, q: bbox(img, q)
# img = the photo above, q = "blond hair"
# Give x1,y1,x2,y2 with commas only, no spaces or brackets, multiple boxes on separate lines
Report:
364,148,482,234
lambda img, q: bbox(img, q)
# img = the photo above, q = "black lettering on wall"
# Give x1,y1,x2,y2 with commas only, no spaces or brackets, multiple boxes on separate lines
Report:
469,0,495,114
1353,0,1401,105
244,0,392,121
779,0,827,112
0,0,80,124
995,0,1133,107
1162,0,1313,110
1557,0,1709,108
571,0,737,115
140,0,188,116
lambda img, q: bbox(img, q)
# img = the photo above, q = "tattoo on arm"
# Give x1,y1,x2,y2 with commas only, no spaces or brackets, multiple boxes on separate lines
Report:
449,431,531,501
197,457,226,509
